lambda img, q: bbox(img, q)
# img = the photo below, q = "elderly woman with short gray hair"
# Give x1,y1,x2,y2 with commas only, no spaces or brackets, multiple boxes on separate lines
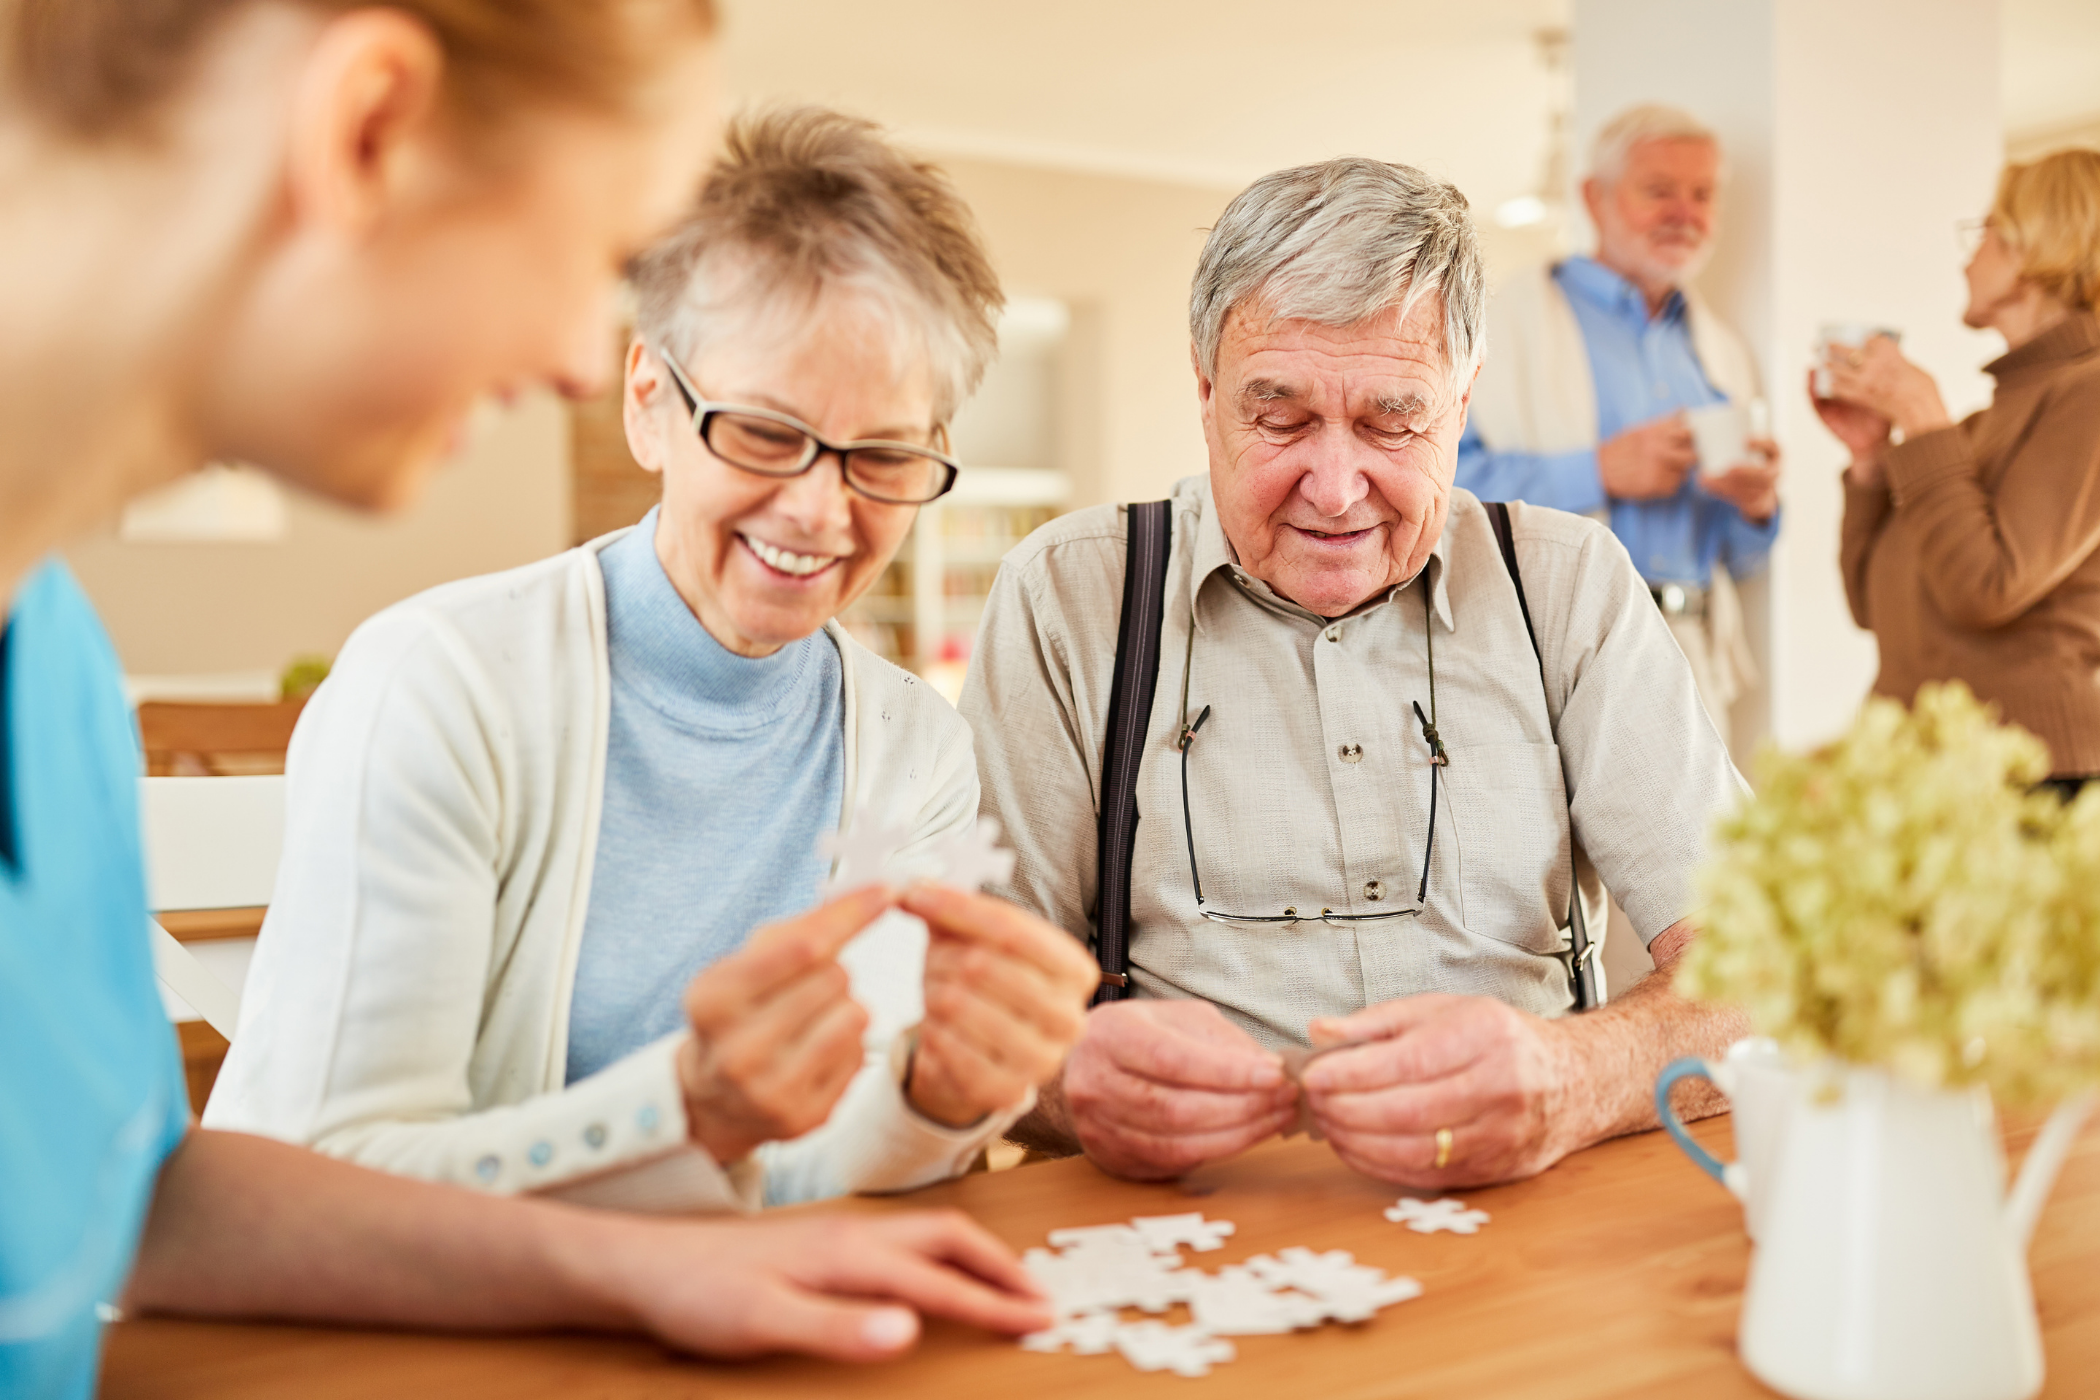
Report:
964,156,1749,1190
205,108,1098,1213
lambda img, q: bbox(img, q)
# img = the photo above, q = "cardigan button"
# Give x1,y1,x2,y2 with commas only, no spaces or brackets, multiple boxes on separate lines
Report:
474,1154,501,1183
528,1141,553,1168
636,1104,661,1134
584,1123,608,1150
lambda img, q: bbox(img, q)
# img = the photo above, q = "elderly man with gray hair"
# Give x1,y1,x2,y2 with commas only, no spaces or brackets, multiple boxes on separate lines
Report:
961,155,1749,1188
1456,103,1782,730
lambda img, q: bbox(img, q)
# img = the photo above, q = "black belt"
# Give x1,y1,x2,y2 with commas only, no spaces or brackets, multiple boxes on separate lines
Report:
1649,582,1708,619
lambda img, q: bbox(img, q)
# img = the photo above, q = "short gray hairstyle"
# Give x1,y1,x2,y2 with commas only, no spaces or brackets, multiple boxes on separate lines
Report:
631,107,1003,423
1189,157,1486,400
1588,103,1721,187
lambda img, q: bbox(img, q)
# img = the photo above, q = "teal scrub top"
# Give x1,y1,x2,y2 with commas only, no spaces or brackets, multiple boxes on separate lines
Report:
0,562,190,1400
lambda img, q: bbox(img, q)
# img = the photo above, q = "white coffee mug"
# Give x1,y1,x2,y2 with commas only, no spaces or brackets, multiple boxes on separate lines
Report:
1655,1036,1794,1240
1686,400,1755,481
1813,322,1902,397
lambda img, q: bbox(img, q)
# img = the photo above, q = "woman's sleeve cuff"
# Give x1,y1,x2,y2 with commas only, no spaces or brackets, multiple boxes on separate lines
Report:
526,1033,761,1213
1885,426,1974,508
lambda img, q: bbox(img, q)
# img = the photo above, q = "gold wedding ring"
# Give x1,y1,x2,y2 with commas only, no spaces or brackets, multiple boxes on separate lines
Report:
1846,348,1865,367
1433,1126,1454,1169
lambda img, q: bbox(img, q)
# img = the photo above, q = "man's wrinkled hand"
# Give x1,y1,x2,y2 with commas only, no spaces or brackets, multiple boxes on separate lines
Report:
1300,994,1576,1188
1063,999,1297,1180
898,884,1100,1129
1598,413,1697,500
677,886,888,1165
1701,436,1781,522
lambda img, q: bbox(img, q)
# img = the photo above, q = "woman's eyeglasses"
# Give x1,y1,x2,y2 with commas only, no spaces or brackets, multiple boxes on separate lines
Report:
654,344,960,506
1956,216,1994,258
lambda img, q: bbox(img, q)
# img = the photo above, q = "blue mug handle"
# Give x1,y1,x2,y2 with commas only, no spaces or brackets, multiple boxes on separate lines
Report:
1655,1056,1728,1186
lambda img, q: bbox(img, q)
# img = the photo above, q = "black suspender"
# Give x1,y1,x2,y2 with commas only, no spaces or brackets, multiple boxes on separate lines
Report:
1091,498,1602,1013
1485,500,1601,1012
1092,499,1172,1004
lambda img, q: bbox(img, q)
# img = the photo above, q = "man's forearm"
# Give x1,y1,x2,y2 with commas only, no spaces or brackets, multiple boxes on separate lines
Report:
129,1128,634,1332
1549,920,1745,1150
1002,1069,1081,1157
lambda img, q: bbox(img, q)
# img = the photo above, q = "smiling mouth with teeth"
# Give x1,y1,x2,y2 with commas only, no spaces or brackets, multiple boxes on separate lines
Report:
739,532,842,578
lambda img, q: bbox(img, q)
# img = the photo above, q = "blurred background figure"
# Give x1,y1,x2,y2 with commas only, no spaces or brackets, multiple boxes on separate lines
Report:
1456,104,1782,737
1822,149,2100,795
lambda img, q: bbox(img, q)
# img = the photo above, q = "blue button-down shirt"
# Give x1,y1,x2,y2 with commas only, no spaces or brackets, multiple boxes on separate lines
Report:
1454,256,1778,586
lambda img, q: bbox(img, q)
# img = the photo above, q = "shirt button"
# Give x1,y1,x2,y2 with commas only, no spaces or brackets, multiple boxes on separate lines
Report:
584,1123,608,1150
1338,743,1363,764
528,1140,553,1168
1324,626,1342,643
474,1154,501,1183
1364,880,1385,902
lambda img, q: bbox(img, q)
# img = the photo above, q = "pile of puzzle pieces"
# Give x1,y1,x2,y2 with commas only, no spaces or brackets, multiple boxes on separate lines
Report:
1019,1212,1424,1377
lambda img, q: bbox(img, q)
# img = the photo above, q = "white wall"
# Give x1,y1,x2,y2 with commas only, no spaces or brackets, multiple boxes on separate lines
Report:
1574,0,2004,751
65,393,571,676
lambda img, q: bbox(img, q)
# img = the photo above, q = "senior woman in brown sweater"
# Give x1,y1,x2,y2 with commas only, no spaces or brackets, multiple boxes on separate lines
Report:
1820,149,2100,789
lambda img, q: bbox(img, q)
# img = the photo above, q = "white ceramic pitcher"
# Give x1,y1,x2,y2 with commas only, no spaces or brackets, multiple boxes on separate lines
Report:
1656,1037,1794,1239
1736,1066,2094,1400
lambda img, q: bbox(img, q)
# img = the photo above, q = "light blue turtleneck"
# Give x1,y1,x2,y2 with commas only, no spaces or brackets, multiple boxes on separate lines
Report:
564,509,845,1084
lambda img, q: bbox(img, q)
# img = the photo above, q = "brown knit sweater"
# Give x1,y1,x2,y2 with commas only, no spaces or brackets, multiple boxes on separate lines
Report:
1841,311,2100,776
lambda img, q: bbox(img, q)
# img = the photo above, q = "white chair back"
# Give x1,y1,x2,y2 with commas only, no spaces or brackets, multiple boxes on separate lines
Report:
141,775,285,910
140,774,285,1039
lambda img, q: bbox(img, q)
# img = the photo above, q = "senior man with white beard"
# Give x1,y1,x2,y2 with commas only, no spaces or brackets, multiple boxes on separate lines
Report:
1455,104,1782,730
961,155,1751,1189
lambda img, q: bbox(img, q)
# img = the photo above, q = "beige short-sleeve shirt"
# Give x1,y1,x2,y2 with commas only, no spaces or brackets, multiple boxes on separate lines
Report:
961,476,1744,1049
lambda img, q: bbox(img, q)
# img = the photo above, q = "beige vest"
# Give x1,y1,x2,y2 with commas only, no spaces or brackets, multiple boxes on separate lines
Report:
1468,262,1762,712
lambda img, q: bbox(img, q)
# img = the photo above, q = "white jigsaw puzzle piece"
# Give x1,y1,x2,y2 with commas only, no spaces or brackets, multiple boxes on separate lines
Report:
923,815,1016,892
1244,1247,1423,1324
817,814,915,899
1112,1321,1237,1377
1024,1236,1198,1317
1020,1310,1121,1355
1021,1213,1420,1376
1384,1196,1491,1235
1129,1213,1236,1254
1045,1223,1152,1252
1186,1265,1328,1336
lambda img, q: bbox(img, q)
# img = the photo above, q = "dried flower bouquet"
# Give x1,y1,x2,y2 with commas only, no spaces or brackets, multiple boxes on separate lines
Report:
1679,682,2100,1105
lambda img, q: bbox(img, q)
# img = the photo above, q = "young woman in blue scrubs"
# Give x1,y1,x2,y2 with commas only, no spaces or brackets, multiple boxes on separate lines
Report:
0,4,1047,1395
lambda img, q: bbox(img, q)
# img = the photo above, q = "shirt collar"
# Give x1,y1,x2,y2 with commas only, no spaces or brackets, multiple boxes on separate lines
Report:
1188,475,1454,633
1558,254,1688,328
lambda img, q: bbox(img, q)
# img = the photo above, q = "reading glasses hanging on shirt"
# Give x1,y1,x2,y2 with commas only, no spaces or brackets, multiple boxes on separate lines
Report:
1176,585,1451,928
655,344,961,505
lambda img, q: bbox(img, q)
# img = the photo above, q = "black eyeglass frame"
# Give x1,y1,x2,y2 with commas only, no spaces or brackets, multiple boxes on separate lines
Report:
1175,584,1450,929
654,344,962,506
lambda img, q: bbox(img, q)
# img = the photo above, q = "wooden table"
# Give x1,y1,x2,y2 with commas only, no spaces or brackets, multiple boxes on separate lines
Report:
103,1113,2100,1398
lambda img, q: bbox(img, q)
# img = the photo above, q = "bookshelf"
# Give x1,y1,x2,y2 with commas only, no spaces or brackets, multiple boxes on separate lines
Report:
837,466,1070,701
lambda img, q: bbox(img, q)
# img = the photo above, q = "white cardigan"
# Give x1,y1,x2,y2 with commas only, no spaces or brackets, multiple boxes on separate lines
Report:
204,530,1022,1213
